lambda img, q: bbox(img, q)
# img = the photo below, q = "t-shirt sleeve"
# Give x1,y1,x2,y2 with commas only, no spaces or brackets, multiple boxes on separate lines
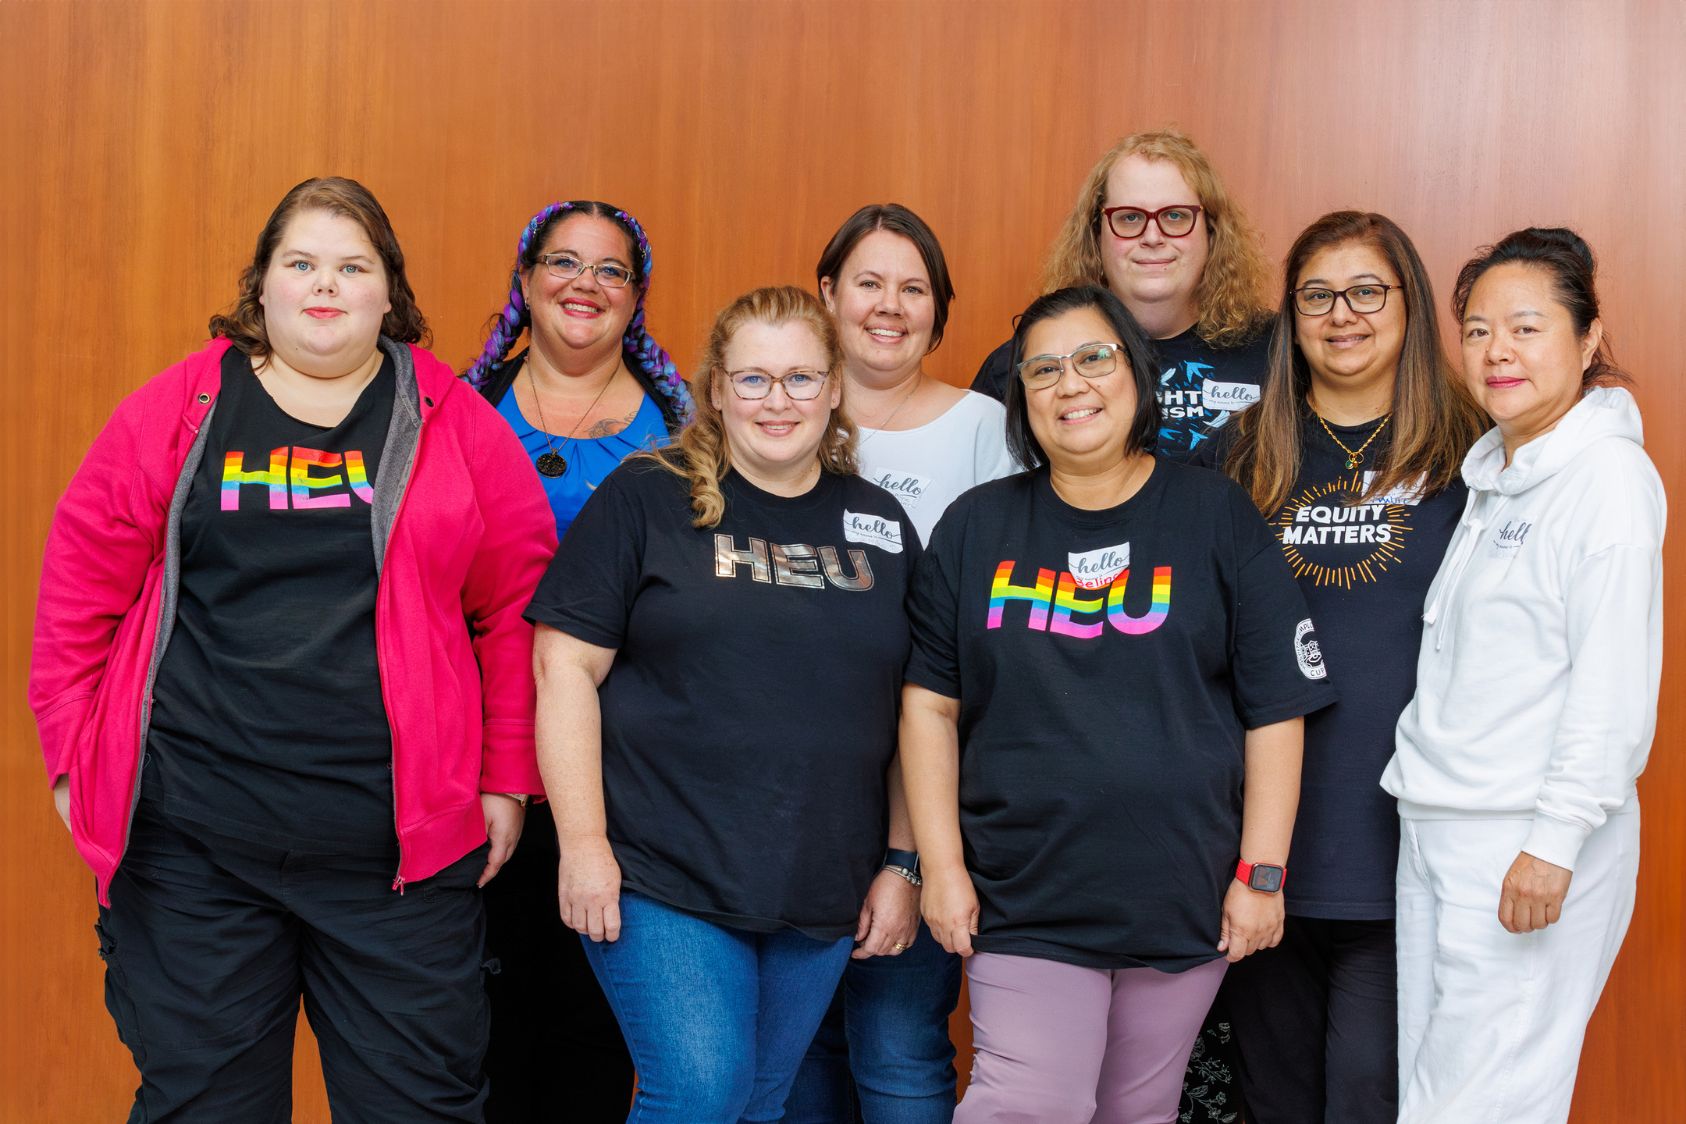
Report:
1223,484,1337,727
903,500,966,698
523,460,651,648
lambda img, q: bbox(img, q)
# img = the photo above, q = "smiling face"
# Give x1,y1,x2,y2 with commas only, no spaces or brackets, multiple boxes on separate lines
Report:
1460,262,1602,449
1293,239,1406,398
521,213,639,368
711,318,842,489
1099,154,1209,332
821,229,935,386
257,208,391,378
1021,305,1138,471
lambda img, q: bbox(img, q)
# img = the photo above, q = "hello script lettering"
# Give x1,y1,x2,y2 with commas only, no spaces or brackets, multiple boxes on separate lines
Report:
987,560,1172,638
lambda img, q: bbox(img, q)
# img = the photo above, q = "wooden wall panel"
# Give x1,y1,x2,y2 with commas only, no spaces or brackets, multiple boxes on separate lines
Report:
2,1,1679,1119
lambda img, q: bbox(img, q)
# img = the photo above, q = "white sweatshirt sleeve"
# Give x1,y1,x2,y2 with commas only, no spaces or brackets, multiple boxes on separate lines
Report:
1522,538,1663,870
968,393,1023,479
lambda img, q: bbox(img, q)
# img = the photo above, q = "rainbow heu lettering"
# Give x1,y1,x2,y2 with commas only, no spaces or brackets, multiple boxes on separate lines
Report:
221,446,376,511
987,559,1171,637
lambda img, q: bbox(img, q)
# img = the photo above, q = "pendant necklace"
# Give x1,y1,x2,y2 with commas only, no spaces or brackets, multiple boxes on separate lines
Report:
529,364,618,478
858,374,921,447
1313,409,1391,471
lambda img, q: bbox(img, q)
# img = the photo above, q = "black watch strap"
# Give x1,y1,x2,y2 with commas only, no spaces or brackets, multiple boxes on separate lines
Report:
883,848,920,875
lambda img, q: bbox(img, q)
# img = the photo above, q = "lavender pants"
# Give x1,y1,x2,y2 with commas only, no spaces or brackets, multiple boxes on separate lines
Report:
956,952,1227,1124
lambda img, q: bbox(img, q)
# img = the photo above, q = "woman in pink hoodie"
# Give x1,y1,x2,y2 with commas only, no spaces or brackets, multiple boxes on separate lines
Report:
28,177,555,1122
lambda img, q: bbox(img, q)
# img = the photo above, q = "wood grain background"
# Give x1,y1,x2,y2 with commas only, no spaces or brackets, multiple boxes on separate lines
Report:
2,1,1679,1119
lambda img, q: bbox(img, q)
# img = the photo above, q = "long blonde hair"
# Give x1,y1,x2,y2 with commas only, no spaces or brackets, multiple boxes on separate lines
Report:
1041,128,1269,346
655,286,856,528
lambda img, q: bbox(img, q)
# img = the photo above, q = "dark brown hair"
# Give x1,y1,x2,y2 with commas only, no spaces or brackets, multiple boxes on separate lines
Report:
1452,226,1626,389
209,176,428,357
815,203,956,351
1222,211,1486,514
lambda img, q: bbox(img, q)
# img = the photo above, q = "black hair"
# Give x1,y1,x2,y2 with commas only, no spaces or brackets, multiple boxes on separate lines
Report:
1003,285,1162,469
1452,226,1625,388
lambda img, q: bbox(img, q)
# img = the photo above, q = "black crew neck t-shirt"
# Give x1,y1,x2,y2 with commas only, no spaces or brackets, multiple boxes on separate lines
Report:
526,460,921,940
145,346,397,853
905,461,1335,970
1192,412,1467,918
968,325,1271,461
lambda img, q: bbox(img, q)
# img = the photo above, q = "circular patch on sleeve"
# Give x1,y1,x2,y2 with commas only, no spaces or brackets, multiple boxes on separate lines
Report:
1295,618,1327,680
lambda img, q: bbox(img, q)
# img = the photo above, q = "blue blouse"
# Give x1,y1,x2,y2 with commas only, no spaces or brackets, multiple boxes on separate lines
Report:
495,383,671,536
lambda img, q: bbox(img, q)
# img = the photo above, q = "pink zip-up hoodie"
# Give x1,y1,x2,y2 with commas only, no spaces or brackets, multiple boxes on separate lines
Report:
29,338,557,904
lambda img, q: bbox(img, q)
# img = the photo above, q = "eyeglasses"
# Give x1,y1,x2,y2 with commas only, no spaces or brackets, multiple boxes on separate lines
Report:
536,253,635,289
1101,204,1203,239
1016,342,1122,390
724,368,830,401
1292,283,1402,316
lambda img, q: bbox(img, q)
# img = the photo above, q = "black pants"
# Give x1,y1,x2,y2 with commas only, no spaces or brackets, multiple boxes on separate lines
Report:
482,801,633,1122
1220,915,1397,1124
97,800,492,1123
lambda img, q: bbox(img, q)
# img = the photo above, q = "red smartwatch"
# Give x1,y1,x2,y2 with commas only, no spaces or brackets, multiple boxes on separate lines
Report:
1235,860,1286,893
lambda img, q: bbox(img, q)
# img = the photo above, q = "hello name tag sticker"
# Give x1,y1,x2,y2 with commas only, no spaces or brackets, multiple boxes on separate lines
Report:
1361,472,1428,506
1201,379,1262,410
843,511,904,553
869,468,931,509
1068,542,1130,590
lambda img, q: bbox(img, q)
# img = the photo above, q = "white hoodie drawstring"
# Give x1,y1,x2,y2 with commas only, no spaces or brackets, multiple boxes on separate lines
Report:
1423,490,1494,651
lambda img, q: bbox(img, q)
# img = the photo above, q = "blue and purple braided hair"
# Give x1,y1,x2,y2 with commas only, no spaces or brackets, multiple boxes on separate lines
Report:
466,200,694,424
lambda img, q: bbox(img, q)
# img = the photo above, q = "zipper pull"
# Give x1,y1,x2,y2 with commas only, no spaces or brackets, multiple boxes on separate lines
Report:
391,876,405,894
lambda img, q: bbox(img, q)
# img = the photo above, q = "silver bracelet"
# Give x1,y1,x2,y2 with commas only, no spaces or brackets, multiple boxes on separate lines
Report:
882,864,922,887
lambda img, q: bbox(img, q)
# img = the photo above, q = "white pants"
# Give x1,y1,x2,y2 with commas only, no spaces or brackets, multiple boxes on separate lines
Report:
1396,809,1639,1123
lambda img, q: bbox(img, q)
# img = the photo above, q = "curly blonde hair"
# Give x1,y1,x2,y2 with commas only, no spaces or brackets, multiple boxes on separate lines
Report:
1041,128,1269,346
654,286,856,528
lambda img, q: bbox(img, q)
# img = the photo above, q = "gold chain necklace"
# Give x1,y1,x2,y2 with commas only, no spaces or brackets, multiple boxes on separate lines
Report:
1313,410,1391,470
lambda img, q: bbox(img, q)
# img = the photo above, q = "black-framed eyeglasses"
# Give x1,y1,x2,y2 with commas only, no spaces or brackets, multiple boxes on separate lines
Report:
1101,204,1203,239
1292,283,1402,316
1016,342,1122,390
725,368,830,401
536,252,636,289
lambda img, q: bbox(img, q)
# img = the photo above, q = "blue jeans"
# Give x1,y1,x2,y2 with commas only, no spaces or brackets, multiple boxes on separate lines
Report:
580,891,854,1123
783,920,961,1123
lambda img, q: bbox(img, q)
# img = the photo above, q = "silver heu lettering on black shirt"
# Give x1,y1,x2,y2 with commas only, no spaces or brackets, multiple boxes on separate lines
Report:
1294,618,1327,680
715,534,772,583
769,543,825,589
714,534,875,591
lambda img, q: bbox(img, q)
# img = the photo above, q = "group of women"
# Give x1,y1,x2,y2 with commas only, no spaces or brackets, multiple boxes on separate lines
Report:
29,126,1662,1124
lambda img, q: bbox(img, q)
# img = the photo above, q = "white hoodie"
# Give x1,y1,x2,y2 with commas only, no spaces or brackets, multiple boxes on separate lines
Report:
1383,387,1665,870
